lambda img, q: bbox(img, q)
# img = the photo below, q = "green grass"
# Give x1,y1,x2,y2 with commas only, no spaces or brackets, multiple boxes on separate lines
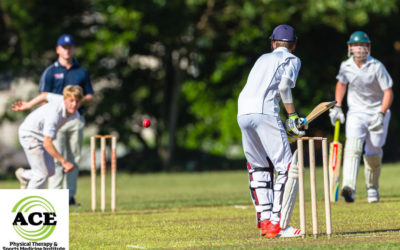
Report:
1,163,400,249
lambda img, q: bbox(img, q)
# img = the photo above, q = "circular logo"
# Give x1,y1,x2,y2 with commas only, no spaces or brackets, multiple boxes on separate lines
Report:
12,196,56,241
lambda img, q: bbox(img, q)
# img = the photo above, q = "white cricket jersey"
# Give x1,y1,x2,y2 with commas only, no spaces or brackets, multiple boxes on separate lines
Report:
19,93,79,141
238,47,301,116
337,55,393,114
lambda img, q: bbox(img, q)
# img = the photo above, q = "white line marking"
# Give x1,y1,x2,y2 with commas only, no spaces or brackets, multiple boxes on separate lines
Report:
127,245,146,249
234,205,248,209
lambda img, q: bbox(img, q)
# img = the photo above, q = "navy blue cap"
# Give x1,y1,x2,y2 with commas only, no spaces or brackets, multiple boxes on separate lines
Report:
270,24,297,42
57,34,75,46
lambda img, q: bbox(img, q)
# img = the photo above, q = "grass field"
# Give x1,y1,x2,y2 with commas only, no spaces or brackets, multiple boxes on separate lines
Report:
1,163,400,249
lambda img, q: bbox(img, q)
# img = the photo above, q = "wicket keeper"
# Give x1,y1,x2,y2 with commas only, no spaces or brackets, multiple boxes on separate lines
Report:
13,85,84,189
329,31,393,203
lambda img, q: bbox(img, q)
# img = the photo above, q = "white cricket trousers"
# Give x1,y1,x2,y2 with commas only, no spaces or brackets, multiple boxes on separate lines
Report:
238,114,292,170
19,134,55,189
238,113,292,223
345,110,391,156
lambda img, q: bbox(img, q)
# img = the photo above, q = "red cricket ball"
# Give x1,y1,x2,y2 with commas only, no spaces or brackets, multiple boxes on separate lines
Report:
142,119,151,128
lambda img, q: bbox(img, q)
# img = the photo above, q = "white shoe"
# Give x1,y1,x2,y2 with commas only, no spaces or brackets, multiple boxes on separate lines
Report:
15,168,28,189
276,226,303,238
367,189,380,203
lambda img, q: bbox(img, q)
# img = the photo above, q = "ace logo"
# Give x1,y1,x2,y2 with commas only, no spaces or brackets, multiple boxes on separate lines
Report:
0,190,68,249
12,196,57,241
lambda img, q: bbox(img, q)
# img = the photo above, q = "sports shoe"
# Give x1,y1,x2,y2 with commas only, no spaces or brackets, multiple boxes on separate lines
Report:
264,222,281,238
367,189,380,203
260,220,271,236
15,168,28,189
341,186,354,203
276,226,303,238
69,197,81,206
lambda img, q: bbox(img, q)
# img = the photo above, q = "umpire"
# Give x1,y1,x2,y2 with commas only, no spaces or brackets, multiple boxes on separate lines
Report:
40,34,94,206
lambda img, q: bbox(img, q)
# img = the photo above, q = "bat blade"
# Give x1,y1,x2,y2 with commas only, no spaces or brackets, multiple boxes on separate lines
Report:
298,100,336,129
329,141,342,202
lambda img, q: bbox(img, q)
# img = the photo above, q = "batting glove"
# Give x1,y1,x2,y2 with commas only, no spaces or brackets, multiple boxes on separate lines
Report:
329,106,345,126
368,112,384,132
285,113,306,138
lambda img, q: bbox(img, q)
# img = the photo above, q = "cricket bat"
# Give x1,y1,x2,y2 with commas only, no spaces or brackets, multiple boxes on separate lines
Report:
328,120,342,202
298,100,337,129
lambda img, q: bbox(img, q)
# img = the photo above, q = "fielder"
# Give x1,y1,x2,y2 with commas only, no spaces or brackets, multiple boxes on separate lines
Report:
13,85,84,189
237,24,305,238
329,31,393,203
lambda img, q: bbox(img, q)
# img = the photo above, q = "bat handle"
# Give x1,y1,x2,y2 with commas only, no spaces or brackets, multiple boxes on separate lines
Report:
297,118,307,129
333,120,340,142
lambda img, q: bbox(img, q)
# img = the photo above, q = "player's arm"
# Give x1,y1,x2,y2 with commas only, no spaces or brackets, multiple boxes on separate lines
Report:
279,77,295,114
79,71,95,108
279,77,305,137
334,80,347,107
11,92,48,111
79,94,94,108
380,88,393,114
328,80,347,126
43,136,74,172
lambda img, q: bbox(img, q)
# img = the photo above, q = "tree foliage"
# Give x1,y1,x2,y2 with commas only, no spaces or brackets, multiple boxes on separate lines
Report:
1,0,400,171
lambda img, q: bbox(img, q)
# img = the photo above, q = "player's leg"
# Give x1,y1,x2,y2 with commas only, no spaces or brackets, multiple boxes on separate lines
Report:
280,149,298,229
256,115,298,238
341,137,363,202
48,124,68,189
238,114,273,234
364,110,390,203
65,116,84,205
20,137,54,189
341,112,366,202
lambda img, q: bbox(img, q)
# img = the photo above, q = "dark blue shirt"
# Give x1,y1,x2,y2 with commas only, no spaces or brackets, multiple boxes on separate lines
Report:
39,58,94,114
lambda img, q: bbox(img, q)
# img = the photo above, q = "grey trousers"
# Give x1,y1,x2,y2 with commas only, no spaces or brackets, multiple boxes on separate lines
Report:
48,116,85,199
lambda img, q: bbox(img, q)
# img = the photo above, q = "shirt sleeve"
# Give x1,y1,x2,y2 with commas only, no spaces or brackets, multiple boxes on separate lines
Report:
282,57,301,88
39,66,54,92
82,70,94,95
376,62,393,90
336,62,349,84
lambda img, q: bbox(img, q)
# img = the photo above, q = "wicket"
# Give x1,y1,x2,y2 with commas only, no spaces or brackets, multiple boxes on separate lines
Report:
90,135,117,212
297,137,332,238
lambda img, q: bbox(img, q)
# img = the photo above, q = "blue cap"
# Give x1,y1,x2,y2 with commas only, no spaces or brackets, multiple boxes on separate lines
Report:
270,24,296,42
57,34,75,46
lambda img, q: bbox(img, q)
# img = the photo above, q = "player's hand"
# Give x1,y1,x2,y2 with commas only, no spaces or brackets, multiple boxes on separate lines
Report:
368,112,384,132
62,160,74,173
285,113,306,138
329,106,345,126
11,101,31,111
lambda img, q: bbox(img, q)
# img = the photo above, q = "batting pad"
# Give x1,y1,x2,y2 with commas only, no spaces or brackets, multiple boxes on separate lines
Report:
341,137,363,191
364,155,381,189
280,150,298,229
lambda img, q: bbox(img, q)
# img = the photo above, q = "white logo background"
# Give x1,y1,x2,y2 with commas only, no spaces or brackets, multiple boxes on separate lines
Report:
0,190,69,249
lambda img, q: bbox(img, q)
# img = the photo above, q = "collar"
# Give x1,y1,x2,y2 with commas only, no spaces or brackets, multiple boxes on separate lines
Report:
350,55,373,68
55,58,79,69
61,99,67,118
273,47,290,53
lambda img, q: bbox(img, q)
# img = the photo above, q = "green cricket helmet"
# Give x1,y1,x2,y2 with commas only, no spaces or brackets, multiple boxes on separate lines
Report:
347,31,371,44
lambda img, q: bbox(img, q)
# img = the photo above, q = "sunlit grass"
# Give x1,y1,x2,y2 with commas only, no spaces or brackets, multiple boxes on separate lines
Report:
1,163,400,248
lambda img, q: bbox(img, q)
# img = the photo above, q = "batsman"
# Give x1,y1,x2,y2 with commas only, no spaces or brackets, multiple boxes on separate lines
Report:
329,31,393,203
237,24,305,238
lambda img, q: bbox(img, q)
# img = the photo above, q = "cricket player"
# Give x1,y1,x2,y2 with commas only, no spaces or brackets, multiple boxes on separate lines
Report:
329,31,393,203
42,34,94,206
13,85,84,189
237,24,305,238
